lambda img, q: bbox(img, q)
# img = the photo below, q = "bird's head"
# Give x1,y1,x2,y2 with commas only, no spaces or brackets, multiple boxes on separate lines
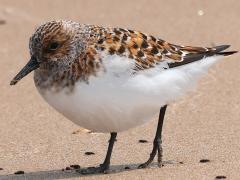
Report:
10,20,86,85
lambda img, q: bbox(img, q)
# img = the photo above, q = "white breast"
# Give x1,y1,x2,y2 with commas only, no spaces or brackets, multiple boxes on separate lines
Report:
36,54,220,132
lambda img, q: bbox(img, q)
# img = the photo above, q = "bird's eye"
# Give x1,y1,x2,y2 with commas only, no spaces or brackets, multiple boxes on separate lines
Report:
49,42,60,51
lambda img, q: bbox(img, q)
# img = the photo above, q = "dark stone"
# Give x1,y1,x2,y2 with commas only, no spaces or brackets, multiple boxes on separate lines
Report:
199,159,210,163
0,20,6,25
70,164,81,169
14,171,24,175
65,167,71,170
215,176,226,179
85,152,95,155
138,139,148,143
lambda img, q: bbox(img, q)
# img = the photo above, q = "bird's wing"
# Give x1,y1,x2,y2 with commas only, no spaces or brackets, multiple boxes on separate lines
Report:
88,26,237,71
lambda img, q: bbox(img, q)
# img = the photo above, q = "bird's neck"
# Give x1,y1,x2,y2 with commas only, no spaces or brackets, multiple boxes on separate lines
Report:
33,58,95,92
34,61,73,91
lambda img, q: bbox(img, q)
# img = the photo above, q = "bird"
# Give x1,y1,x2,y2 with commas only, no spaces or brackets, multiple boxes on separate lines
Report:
10,20,237,174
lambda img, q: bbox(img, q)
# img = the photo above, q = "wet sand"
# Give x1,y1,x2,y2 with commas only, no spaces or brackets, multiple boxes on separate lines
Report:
0,0,239,179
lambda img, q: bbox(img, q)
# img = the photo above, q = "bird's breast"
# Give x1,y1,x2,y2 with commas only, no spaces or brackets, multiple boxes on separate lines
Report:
35,54,220,132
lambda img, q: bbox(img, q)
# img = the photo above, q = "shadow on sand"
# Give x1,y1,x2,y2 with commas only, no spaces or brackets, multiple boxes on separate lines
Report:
0,160,181,180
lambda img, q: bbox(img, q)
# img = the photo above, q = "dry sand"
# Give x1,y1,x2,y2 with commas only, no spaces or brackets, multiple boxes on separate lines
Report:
0,0,239,179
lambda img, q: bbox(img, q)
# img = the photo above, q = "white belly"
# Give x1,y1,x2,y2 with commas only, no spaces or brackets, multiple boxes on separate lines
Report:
36,55,220,132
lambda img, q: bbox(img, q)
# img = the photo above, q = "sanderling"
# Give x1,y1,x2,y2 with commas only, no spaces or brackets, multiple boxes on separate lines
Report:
10,20,237,174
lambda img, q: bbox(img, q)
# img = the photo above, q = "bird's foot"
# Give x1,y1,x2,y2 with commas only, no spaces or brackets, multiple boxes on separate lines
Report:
80,163,109,174
138,158,163,169
138,139,163,169
138,161,152,169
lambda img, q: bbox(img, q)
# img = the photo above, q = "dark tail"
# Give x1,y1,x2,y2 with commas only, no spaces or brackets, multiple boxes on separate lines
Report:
168,45,237,68
214,45,238,56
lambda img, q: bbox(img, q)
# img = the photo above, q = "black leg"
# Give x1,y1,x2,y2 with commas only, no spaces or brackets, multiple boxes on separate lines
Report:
138,105,167,168
81,132,117,174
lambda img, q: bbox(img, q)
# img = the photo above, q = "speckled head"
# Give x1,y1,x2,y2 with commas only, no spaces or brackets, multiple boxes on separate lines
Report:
30,20,82,63
10,20,88,85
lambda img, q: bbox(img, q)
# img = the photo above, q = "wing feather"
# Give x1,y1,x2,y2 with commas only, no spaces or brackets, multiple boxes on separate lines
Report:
88,26,237,71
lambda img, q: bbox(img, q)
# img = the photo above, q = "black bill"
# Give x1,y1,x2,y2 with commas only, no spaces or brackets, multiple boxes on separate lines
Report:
10,56,40,85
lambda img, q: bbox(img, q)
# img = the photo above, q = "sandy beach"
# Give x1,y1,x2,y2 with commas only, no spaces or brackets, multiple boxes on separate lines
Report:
0,0,239,179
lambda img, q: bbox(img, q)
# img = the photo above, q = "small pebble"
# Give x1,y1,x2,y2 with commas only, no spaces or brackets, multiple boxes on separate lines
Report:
124,166,130,169
0,20,6,25
14,171,24,175
85,152,95,155
215,176,226,179
0,168,3,170
61,168,65,171
70,164,81,169
199,159,210,163
72,128,91,134
138,139,148,143
65,167,71,170
179,161,184,164
197,10,204,16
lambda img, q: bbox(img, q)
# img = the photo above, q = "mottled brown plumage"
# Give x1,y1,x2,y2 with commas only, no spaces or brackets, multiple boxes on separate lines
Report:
11,20,237,91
